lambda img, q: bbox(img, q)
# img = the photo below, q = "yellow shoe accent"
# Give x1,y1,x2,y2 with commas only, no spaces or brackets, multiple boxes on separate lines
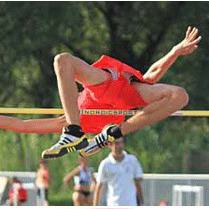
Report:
67,146,76,153
78,137,105,157
65,135,87,147
78,124,119,157
79,147,101,157
42,135,88,159
102,124,117,143
108,135,115,143
42,147,68,159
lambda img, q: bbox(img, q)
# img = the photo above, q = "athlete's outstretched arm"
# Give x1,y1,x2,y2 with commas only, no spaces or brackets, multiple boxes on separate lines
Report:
0,115,67,134
143,26,202,84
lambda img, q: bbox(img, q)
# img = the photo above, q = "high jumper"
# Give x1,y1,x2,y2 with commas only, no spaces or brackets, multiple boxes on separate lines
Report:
0,26,201,159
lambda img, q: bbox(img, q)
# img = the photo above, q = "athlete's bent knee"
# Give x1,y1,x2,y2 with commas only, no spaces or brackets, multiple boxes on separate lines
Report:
54,53,74,75
173,87,189,107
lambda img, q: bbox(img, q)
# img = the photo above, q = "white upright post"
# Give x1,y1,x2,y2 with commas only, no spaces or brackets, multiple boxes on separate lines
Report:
13,183,20,206
37,186,46,206
173,185,204,206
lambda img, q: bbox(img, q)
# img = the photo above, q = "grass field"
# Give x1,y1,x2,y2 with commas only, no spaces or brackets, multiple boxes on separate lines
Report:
49,188,73,206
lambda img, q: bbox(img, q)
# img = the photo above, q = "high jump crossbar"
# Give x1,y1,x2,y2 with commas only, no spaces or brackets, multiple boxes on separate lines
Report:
0,108,208,116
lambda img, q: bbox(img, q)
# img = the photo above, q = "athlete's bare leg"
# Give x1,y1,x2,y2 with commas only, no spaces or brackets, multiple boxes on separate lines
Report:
120,83,189,135
42,53,111,158
65,26,200,157
79,83,189,157
53,53,110,126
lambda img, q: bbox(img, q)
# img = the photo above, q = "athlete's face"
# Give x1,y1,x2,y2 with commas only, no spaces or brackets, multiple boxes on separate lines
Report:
109,137,124,155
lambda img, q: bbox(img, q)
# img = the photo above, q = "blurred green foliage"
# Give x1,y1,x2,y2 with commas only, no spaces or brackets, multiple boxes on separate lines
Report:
0,2,209,204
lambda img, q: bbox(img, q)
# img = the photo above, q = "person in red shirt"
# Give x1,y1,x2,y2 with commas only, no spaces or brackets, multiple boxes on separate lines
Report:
6,177,28,206
0,26,201,159
36,159,50,206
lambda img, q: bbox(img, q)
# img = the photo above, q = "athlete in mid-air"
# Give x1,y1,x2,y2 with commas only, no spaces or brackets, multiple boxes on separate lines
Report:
0,26,201,159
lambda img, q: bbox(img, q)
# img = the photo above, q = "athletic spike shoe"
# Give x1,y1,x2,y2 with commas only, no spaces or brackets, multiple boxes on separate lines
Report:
42,125,89,159
79,124,123,157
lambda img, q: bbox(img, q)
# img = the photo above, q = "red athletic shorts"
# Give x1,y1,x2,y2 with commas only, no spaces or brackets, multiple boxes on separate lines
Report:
78,55,151,133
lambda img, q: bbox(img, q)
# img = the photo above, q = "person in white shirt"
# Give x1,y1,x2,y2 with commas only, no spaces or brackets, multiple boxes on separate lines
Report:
93,137,144,206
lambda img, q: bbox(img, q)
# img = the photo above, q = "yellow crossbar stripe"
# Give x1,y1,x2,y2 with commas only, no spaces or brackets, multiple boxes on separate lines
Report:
0,108,208,116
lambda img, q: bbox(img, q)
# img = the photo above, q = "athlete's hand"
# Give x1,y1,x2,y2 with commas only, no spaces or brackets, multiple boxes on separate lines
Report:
173,26,202,56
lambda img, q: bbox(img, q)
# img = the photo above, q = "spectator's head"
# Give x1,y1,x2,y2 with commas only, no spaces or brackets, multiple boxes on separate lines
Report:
11,177,18,182
78,156,88,168
10,176,22,184
108,137,124,155
39,159,47,168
